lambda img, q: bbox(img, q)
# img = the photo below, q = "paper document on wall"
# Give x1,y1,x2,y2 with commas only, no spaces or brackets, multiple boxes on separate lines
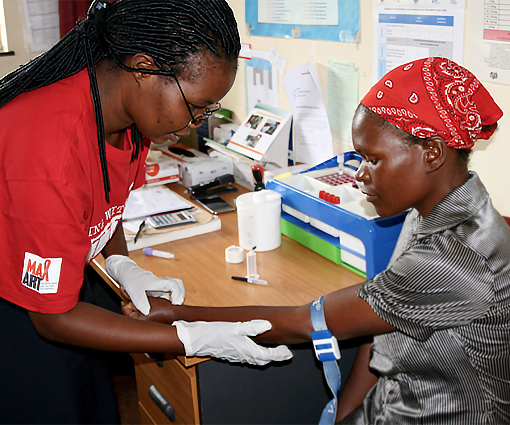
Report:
246,0,360,42
465,0,510,85
246,49,279,112
372,0,465,83
327,59,359,140
283,62,333,165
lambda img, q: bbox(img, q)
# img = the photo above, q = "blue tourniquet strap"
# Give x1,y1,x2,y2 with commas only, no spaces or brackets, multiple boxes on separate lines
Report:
311,296,341,425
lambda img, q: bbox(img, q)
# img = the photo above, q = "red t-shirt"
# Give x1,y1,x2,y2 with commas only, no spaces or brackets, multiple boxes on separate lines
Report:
0,69,149,313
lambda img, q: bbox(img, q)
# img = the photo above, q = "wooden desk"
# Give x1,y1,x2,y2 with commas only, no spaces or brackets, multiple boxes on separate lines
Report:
92,183,364,425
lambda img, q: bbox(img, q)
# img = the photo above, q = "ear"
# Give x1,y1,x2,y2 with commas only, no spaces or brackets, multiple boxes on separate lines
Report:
128,53,159,85
423,136,447,172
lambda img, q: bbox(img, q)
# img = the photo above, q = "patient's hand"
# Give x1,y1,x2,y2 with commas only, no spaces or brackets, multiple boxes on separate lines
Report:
121,297,174,324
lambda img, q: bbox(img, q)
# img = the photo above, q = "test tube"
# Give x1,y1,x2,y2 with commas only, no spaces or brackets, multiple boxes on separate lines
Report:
246,250,259,279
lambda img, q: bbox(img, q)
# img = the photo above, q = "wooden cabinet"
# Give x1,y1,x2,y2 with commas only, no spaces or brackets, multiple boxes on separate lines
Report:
138,402,157,425
132,342,360,425
132,353,200,425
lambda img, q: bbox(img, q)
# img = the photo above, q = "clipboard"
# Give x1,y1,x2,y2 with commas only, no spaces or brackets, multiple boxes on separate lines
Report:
123,190,221,251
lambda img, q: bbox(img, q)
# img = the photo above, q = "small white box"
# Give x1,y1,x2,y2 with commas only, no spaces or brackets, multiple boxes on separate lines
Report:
181,157,234,188
213,123,239,145
145,151,179,187
151,143,211,185
207,146,256,191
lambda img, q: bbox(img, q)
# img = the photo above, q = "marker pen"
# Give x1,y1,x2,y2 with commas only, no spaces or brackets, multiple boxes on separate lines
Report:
143,248,175,259
231,276,267,285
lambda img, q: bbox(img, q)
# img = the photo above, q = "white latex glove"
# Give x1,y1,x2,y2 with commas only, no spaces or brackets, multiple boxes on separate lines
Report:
173,319,293,366
105,254,185,315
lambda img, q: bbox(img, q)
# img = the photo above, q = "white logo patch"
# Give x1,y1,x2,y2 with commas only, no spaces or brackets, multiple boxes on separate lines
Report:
22,252,62,294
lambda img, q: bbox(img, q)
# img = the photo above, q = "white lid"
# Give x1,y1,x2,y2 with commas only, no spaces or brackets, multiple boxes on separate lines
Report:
236,189,281,207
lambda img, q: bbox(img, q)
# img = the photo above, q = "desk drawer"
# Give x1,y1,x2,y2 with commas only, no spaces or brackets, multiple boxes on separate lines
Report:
138,401,157,425
132,353,200,425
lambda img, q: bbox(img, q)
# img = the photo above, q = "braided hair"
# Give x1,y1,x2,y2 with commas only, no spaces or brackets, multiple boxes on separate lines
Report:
0,0,240,201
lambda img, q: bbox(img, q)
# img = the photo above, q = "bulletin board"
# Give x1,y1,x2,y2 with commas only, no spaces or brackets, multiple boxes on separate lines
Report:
245,0,359,43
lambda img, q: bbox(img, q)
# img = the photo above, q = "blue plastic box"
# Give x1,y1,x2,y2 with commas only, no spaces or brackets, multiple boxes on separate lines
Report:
266,152,407,279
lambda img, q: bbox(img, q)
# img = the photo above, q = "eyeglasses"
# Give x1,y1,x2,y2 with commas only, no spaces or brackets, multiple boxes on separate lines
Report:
172,74,221,127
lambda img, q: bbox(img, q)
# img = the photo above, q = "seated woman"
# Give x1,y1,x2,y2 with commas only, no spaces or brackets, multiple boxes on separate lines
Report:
123,57,510,424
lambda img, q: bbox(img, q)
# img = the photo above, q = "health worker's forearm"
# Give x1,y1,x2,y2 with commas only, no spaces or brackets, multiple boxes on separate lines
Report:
28,301,185,354
101,223,129,258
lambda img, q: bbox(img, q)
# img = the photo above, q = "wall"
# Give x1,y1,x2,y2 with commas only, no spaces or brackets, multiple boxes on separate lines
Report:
224,0,510,216
0,0,39,76
2,0,510,215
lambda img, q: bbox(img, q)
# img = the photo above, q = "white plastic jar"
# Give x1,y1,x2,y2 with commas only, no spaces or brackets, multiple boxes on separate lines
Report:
236,189,282,252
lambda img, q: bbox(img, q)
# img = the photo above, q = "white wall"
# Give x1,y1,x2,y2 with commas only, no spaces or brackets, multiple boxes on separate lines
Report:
224,0,510,217
2,0,510,215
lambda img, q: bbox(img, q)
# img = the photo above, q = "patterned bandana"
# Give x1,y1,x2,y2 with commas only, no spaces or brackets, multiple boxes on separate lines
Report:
361,57,503,149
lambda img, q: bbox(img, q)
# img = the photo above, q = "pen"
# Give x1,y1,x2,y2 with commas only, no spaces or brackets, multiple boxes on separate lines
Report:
231,276,267,285
134,220,145,243
143,248,175,259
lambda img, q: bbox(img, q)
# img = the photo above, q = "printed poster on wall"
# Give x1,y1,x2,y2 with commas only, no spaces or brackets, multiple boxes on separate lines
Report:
373,0,465,83
245,0,360,42
245,49,279,113
466,0,510,85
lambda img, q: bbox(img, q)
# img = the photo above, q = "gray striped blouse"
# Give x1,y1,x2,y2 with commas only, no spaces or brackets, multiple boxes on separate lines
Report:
357,172,510,424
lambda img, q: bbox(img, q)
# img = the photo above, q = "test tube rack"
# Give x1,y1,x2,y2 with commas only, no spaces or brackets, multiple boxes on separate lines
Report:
266,152,407,279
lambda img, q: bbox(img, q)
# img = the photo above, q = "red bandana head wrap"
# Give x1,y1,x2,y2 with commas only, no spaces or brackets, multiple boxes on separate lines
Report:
360,57,503,149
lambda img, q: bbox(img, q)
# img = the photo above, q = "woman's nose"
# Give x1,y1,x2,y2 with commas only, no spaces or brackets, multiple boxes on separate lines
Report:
356,161,369,183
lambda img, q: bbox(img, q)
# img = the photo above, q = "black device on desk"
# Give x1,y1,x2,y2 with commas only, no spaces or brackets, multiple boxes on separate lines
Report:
196,197,235,214
187,174,237,214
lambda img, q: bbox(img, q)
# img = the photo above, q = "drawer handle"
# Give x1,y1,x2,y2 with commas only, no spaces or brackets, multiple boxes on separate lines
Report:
148,384,176,422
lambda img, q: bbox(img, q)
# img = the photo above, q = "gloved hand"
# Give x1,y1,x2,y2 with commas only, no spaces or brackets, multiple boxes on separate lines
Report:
173,319,293,366
105,254,185,315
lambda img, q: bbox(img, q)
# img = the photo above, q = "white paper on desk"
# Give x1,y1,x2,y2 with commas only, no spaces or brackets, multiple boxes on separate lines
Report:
123,186,191,221
123,218,145,236
283,62,333,164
